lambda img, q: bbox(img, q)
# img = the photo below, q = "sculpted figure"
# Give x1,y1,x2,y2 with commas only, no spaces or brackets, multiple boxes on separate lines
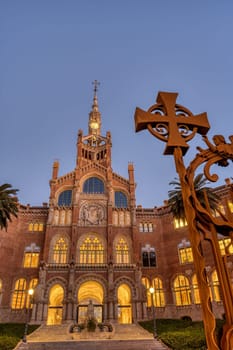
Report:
86,299,95,320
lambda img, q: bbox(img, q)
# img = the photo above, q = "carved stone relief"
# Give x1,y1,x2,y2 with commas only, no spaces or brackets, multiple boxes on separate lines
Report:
80,202,105,225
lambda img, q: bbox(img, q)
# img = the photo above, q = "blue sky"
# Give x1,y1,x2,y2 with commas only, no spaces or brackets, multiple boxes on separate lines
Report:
1,1,233,207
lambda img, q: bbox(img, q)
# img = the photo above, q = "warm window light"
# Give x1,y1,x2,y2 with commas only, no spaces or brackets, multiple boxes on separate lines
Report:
149,287,155,294
28,289,34,296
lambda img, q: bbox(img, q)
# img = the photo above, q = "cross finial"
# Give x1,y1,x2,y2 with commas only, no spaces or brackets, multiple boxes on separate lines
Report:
135,91,210,155
92,80,100,97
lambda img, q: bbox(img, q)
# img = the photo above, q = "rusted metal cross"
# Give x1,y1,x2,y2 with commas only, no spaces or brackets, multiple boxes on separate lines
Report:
134,91,210,155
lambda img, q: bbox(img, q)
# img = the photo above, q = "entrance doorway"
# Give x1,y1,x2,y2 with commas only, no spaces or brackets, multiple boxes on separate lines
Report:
47,284,64,325
77,280,103,323
117,283,132,324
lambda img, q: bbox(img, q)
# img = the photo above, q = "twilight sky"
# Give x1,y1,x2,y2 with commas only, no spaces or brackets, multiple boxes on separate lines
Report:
1,1,233,207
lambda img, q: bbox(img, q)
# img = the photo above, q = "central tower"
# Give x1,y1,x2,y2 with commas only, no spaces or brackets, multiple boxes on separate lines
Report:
76,81,112,170
33,82,142,326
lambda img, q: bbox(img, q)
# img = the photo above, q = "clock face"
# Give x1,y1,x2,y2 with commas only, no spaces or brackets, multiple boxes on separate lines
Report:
90,121,99,129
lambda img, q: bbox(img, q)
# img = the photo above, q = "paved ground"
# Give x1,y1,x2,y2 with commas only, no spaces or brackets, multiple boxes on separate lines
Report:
14,323,170,350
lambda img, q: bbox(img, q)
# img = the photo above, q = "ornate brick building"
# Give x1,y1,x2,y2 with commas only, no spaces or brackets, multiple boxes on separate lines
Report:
0,88,233,325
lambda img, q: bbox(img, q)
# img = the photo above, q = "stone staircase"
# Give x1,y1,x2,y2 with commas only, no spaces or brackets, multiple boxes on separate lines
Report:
14,323,170,350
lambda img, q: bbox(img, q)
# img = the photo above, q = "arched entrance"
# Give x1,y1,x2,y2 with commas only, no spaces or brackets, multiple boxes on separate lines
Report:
77,280,103,323
47,284,64,325
117,283,132,324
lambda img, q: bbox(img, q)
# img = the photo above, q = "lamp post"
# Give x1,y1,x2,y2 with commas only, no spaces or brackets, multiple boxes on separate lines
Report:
149,286,157,338
22,288,34,343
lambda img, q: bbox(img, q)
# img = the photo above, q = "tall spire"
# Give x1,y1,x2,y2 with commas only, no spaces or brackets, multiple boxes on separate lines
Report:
91,80,100,112
92,79,100,96
89,80,101,136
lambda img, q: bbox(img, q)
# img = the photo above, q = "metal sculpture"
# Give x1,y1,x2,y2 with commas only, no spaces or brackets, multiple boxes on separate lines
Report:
135,91,233,350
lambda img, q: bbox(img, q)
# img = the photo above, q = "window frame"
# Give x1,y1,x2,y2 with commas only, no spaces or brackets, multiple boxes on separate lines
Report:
83,177,104,194
58,190,72,206
114,191,128,208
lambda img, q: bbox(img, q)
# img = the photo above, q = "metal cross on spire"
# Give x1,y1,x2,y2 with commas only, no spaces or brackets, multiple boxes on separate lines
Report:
92,80,100,97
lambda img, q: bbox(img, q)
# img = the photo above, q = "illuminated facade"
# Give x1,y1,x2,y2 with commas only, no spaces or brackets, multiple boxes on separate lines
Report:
0,87,233,324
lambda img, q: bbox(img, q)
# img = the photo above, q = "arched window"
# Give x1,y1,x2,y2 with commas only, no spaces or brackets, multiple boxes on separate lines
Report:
115,191,128,208
83,177,104,194
51,237,68,264
115,237,129,263
58,190,72,206
78,236,104,264
26,278,38,308
211,270,221,302
11,278,27,309
141,277,151,307
151,277,165,307
47,284,64,325
192,274,200,304
173,275,191,306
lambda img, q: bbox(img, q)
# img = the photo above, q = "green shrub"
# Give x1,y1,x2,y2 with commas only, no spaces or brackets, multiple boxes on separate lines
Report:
87,318,96,332
0,323,40,350
139,319,209,349
0,323,38,338
0,335,19,350
161,330,206,349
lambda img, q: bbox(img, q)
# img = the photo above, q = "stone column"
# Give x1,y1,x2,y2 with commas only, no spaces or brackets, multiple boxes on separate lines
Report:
43,304,48,322
103,302,108,322
108,301,113,320
142,302,147,319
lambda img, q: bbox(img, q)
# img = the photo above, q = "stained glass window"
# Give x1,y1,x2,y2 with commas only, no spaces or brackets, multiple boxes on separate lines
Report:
174,275,191,306
52,237,68,264
116,238,129,263
11,279,27,309
115,191,128,208
58,190,72,206
79,236,104,263
152,278,165,307
83,177,104,194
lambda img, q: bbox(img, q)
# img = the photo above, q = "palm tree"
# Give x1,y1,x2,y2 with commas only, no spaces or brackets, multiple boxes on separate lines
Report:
168,173,220,221
0,183,19,230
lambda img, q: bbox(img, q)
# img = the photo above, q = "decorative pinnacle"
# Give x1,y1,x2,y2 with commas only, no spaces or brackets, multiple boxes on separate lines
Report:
91,80,100,112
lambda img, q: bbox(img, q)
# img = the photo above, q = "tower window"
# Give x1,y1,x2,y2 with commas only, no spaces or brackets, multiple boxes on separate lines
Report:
83,177,104,194
115,191,128,208
58,190,72,206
